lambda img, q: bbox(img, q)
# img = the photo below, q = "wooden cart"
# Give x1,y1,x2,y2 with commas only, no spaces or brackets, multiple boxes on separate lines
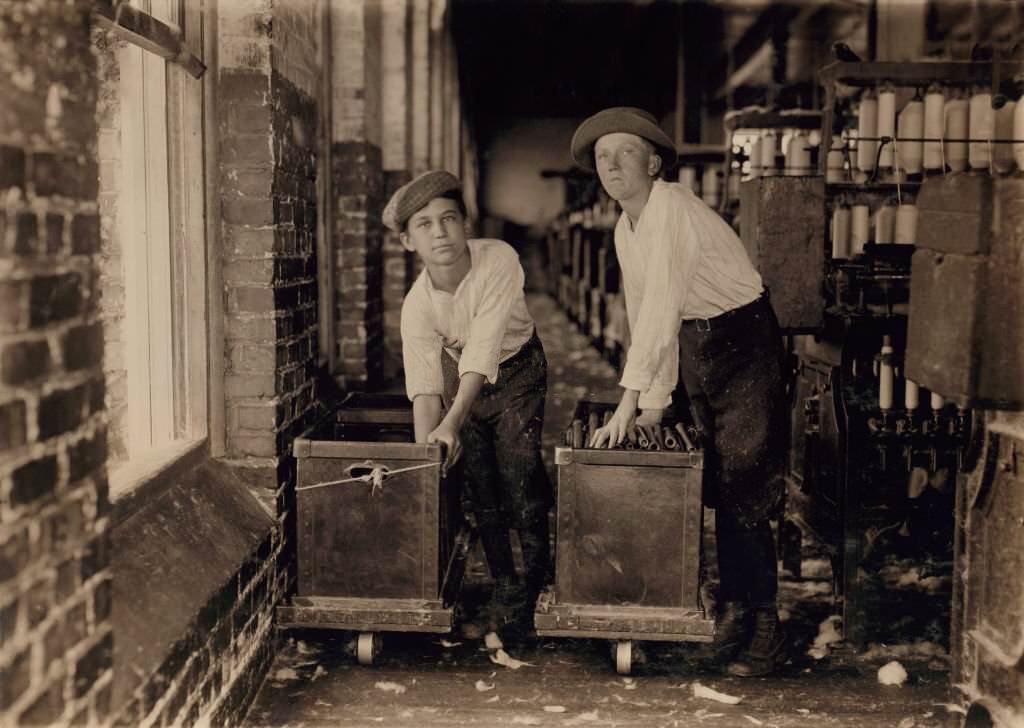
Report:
534,402,714,674
277,394,470,665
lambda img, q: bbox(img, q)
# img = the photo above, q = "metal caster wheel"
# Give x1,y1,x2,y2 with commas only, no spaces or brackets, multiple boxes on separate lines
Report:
614,640,632,675
357,632,381,666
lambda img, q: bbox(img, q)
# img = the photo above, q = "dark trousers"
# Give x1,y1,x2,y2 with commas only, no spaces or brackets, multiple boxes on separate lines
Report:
443,333,554,593
677,294,787,605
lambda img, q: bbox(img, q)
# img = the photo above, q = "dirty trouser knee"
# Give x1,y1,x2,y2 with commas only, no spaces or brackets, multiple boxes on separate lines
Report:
716,510,778,605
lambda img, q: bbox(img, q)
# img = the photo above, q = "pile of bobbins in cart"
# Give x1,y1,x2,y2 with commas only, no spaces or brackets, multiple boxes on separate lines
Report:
564,409,703,452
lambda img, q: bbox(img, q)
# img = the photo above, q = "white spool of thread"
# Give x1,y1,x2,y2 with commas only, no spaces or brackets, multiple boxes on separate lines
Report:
857,93,879,173
874,203,896,244
702,165,721,207
897,97,924,175
749,136,762,177
826,137,846,183
678,166,697,192
968,90,994,170
923,86,945,171
945,95,969,172
761,131,777,176
894,204,918,245
931,392,945,411
993,100,1016,174
831,204,851,259
1014,99,1024,170
877,86,897,169
879,336,894,411
905,379,919,411
851,204,870,256
786,131,811,176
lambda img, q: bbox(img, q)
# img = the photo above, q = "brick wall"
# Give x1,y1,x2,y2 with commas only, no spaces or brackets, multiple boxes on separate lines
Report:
0,1,113,725
331,0,386,388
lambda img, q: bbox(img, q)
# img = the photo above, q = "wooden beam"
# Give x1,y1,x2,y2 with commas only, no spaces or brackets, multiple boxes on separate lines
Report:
93,1,206,79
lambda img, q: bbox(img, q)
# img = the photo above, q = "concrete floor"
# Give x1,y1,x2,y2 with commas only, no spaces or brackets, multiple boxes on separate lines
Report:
245,294,962,728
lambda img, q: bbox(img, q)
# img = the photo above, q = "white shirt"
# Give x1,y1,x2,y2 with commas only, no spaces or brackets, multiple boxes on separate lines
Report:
401,238,535,401
616,180,763,409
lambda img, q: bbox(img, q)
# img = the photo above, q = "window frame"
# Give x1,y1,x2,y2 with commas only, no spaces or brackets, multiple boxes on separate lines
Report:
105,0,213,500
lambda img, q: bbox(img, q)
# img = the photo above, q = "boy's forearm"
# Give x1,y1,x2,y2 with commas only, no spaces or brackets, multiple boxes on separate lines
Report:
441,372,486,430
412,395,443,443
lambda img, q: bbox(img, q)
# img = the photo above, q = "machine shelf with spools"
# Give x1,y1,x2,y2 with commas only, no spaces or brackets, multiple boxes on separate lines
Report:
533,400,713,675
276,394,471,666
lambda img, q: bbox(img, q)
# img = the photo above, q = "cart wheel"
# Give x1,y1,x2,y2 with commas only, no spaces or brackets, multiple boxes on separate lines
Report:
357,632,379,666
614,640,632,675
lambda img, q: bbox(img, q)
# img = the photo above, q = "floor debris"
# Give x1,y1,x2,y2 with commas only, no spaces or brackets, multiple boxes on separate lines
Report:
807,615,843,659
743,715,764,725
543,705,567,712
490,648,533,669
878,661,909,686
475,680,495,692
484,632,504,650
272,668,299,681
692,682,743,705
374,681,407,695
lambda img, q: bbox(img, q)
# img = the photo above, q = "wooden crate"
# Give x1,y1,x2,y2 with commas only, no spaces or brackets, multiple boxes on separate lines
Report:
535,403,713,644
278,396,467,634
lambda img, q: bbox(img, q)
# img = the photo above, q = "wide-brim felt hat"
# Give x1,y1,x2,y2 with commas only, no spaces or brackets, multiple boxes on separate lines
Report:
383,170,462,232
571,107,678,171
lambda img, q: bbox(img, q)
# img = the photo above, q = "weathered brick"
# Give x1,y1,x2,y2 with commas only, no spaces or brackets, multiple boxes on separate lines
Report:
71,213,101,254
227,226,276,257
74,632,113,698
0,646,31,711
63,321,104,371
19,681,65,726
236,403,278,430
68,429,107,483
45,212,65,254
94,575,112,622
30,272,83,327
38,383,88,438
1,337,52,385
14,212,38,255
0,398,27,450
0,529,29,584
224,372,276,399
0,597,18,645
56,556,79,600
11,454,59,506
222,195,274,226
49,498,86,553
233,285,275,312
0,144,26,191
32,151,60,197
26,575,52,627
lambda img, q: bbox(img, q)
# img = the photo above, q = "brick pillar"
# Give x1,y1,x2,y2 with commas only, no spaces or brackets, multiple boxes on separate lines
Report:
0,2,113,725
219,0,319,473
331,0,385,389
381,0,414,381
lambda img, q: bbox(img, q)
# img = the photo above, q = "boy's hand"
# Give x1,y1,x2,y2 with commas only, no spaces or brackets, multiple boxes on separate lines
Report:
427,422,462,476
588,399,636,449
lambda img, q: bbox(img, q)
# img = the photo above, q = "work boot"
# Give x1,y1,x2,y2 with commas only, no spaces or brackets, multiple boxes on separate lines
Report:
712,601,753,664
726,605,787,677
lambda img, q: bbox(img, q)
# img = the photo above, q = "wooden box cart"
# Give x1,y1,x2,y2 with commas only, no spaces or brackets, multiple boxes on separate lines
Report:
534,401,714,674
277,394,470,665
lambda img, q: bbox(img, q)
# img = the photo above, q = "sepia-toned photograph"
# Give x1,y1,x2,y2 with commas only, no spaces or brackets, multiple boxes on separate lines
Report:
0,0,1021,726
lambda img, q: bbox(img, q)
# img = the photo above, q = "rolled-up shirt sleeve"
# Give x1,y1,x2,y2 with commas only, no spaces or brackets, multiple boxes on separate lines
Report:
619,189,700,408
401,292,444,401
458,248,524,384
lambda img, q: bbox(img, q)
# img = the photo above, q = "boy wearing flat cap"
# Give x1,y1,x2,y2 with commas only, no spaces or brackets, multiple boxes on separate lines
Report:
385,170,553,640
571,107,789,676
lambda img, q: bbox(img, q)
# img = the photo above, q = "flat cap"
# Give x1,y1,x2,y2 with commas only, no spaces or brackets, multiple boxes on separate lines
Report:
383,170,462,232
571,106,678,172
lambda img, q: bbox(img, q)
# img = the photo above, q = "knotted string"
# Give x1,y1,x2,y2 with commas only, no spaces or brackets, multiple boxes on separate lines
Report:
295,461,441,495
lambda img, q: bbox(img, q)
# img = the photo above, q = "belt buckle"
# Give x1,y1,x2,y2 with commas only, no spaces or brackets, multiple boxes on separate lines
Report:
695,317,711,332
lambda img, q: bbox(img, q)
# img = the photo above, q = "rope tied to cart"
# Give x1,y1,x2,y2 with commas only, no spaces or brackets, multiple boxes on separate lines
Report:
295,461,441,496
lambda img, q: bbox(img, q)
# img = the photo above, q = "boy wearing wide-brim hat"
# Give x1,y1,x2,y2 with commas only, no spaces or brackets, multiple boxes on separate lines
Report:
385,170,554,640
572,107,789,677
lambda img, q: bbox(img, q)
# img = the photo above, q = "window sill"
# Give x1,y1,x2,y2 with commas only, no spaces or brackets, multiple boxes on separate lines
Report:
108,439,208,528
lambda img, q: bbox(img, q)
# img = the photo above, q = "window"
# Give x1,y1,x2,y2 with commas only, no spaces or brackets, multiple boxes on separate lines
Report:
94,0,209,496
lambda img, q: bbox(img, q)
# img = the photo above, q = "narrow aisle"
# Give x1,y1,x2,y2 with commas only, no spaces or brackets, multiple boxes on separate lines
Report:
244,294,953,728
